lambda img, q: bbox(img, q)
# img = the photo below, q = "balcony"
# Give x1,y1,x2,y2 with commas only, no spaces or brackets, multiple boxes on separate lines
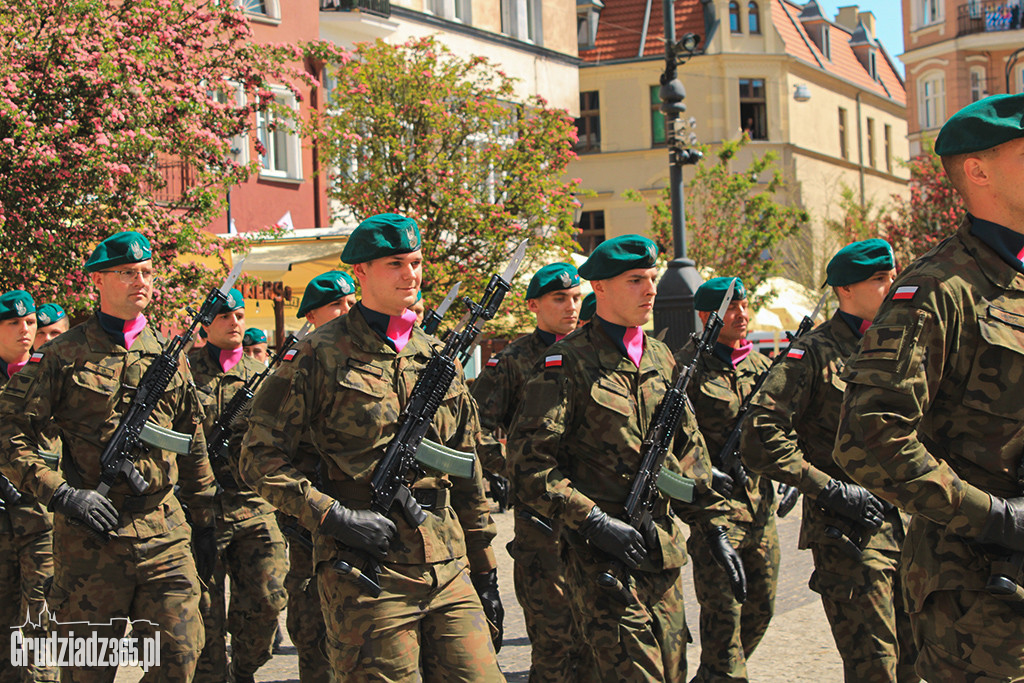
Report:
320,0,391,18
958,2,1024,36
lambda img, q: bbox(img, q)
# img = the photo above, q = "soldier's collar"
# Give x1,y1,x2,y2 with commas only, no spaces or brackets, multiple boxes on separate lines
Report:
959,218,1024,291
969,214,1024,277
713,340,753,368
535,328,559,347
205,341,244,373
97,310,149,351
838,311,871,339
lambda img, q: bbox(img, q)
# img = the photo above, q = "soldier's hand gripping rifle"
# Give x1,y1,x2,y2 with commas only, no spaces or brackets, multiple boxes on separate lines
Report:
206,321,312,461
333,240,529,597
713,291,829,511
0,475,21,512
595,279,736,606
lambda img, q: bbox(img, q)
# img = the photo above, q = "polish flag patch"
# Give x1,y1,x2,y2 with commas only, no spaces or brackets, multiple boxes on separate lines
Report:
892,286,919,301
544,354,563,368
786,348,805,360
283,349,299,362
28,352,43,363
486,357,499,367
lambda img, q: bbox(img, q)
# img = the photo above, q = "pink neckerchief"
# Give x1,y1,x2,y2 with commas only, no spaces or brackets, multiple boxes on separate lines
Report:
6,360,27,378
123,314,148,350
859,318,872,335
219,346,244,373
386,308,418,353
623,326,644,368
555,333,567,341
730,339,753,367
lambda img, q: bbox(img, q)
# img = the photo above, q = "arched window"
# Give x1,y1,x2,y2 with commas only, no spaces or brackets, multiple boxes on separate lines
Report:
729,1,741,33
748,1,761,34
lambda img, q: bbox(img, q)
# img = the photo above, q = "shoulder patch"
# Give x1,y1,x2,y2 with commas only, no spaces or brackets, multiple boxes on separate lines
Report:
486,357,499,367
29,352,43,363
544,354,563,368
785,348,805,360
283,348,299,362
891,285,919,302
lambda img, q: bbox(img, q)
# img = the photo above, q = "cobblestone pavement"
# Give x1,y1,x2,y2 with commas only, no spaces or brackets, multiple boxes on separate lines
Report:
113,504,844,682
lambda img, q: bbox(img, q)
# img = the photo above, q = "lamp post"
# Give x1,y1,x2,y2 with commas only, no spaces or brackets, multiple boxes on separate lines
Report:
652,1,704,352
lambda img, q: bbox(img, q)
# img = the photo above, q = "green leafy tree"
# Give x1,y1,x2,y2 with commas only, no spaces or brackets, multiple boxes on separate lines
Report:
626,137,807,310
307,36,581,332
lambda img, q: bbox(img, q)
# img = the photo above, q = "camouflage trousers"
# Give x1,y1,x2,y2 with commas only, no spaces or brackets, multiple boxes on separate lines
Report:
809,542,918,683
562,540,688,683
47,515,204,683
509,510,593,683
193,512,288,683
687,515,780,683
317,555,503,682
283,528,333,683
0,528,58,683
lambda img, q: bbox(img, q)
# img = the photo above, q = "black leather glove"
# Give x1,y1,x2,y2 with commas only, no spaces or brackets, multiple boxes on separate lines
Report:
707,525,747,603
319,502,397,561
816,479,885,528
485,471,510,512
978,496,1024,552
710,467,735,497
471,568,504,652
49,483,118,534
578,506,647,569
0,476,22,512
776,483,800,518
192,525,217,585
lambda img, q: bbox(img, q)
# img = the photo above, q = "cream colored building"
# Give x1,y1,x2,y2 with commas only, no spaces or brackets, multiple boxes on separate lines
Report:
569,0,910,281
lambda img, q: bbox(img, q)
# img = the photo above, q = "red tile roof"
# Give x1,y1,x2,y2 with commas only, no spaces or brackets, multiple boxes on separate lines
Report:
580,0,705,63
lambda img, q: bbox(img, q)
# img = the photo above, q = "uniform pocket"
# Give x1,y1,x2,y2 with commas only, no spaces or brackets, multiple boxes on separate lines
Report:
963,306,1024,420
590,378,632,417
332,365,393,441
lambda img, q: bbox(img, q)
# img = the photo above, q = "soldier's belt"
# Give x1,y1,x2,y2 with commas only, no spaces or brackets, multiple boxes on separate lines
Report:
656,470,695,503
139,421,193,455
413,438,476,479
109,486,172,513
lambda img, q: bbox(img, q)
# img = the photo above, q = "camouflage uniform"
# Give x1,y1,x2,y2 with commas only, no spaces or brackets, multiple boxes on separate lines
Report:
684,344,779,683
472,328,591,683
0,365,57,683
836,218,1024,680
742,313,917,682
188,348,288,682
240,307,501,682
508,322,729,683
0,315,217,682
278,511,333,683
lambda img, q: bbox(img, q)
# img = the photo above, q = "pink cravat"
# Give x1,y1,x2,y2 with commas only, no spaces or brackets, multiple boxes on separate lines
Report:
7,360,27,377
387,308,418,352
219,346,244,372
859,318,872,335
123,314,148,350
624,326,644,368
731,340,753,367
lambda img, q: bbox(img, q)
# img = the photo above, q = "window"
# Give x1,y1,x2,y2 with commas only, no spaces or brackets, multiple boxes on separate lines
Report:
574,91,601,154
502,0,543,44
238,0,280,20
729,1,741,33
739,78,767,140
820,24,831,60
838,107,848,160
428,0,470,22
256,88,302,179
970,67,986,102
576,211,605,255
884,124,893,173
650,86,666,146
207,81,249,166
866,117,876,168
920,73,945,129
868,51,877,80
577,5,601,49
748,2,761,34
921,0,941,25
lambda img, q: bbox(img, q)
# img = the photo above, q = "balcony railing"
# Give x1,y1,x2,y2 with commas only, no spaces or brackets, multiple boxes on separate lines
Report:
319,0,391,18
958,1,1024,36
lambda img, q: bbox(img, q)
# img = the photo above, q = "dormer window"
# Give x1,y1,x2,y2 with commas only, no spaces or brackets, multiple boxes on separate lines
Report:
577,0,603,49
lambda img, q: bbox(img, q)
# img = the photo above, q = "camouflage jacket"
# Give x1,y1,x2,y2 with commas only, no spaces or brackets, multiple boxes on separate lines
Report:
507,322,728,572
684,344,775,525
836,218,1024,609
0,366,54,536
742,313,902,551
188,348,275,523
240,306,497,572
470,328,550,476
0,314,217,538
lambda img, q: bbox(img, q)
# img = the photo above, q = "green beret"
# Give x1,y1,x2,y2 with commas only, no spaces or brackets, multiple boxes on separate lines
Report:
526,263,581,299
826,239,894,287
298,270,356,318
341,213,421,265
579,291,596,322
0,291,35,321
935,94,1024,156
578,235,658,281
211,288,244,317
36,303,67,327
694,277,746,312
84,231,152,272
242,328,267,346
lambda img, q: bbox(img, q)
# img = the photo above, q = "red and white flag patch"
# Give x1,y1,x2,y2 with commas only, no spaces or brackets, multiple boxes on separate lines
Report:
283,349,299,362
28,352,43,363
486,357,499,367
544,354,563,368
892,286,919,301
786,348,805,360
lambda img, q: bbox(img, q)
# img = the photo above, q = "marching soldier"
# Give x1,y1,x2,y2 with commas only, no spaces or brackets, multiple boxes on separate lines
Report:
835,94,1024,679
0,291,57,683
33,304,69,350
742,240,917,682
472,262,590,682
242,328,269,365
298,270,357,327
0,231,218,681
684,277,780,683
241,214,503,681
189,290,288,683
576,291,596,328
508,235,745,682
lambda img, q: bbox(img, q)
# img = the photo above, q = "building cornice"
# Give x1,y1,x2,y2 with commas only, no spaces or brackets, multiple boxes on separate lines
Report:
902,30,1024,65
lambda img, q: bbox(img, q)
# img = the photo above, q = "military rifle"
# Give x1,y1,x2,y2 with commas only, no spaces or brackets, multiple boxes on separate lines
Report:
596,279,736,606
334,240,529,597
420,282,461,336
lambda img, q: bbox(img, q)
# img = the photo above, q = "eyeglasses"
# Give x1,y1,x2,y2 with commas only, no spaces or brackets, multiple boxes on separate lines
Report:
102,269,155,284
